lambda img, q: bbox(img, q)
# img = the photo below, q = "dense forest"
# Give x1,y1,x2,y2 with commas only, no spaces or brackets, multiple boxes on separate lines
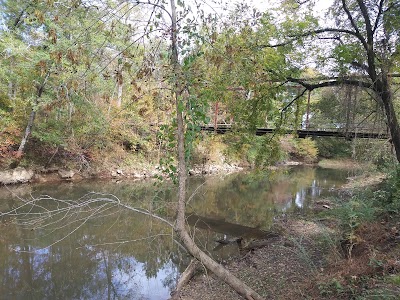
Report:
0,0,398,174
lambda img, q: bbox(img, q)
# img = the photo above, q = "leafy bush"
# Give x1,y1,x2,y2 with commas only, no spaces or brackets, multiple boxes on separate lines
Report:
335,197,377,231
292,137,318,162
318,278,346,297
314,137,393,167
280,136,318,162
314,137,352,158
254,136,285,166
329,192,377,258
323,165,400,259
373,166,400,214
32,119,67,146
352,139,394,167
192,135,227,165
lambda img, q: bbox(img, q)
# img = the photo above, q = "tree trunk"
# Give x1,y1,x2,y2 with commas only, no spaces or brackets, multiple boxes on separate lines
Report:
15,108,36,159
174,220,265,300
116,56,123,108
14,75,48,161
380,86,400,162
169,1,265,299
170,259,199,299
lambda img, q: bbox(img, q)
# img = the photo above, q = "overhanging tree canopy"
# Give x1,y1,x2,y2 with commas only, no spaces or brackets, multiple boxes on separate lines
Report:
268,0,400,162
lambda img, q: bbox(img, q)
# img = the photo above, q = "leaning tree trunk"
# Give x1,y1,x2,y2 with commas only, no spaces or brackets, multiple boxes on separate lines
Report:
169,0,264,299
116,55,123,108
15,108,36,159
15,77,48,161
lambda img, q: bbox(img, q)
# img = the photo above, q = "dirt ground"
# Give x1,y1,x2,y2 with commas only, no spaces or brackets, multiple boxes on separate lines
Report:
176,218,400,300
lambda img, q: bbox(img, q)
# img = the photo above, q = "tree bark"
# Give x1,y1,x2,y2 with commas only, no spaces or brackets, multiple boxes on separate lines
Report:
169,1,265,299
14,74,49,161
116,55,123,108
170,259,199,299
355,0,400,162
15,108,36,159
379,81,400,162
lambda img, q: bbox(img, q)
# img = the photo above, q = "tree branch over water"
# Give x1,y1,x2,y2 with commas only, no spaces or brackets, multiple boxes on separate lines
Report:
1,192,176,252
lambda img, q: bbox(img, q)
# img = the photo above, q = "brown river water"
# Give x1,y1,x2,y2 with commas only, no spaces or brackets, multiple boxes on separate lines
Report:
0,166,356,299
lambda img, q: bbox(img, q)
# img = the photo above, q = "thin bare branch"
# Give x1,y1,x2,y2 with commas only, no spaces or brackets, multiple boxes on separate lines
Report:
280,87,307,116
341,0,368,50
260,28,362,48
373,0,385,33
135,0,173,20
2,192,175,253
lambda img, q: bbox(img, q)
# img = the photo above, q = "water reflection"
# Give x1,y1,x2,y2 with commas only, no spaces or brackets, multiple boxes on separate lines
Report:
187,167,351,228
0,209,181,300
0,166,354,299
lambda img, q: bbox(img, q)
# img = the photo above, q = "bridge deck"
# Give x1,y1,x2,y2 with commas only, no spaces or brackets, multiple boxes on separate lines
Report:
200,125,389,139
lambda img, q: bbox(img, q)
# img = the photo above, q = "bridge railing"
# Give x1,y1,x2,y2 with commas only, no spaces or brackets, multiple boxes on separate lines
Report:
304,124,387,133
201,123,389,139
205,123,387,134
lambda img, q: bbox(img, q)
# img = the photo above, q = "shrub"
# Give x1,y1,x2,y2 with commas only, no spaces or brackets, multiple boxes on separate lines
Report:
292,137,318,162
314,137,352,158
373,166,400,214
330,192,377,258
281,136,318,163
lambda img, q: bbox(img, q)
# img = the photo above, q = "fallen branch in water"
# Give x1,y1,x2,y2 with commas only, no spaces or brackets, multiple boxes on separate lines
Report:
1,191,173,227
0,192,181,253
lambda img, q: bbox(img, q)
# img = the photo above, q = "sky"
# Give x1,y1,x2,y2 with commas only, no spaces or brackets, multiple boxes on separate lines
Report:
191,0,335,27
250,0,333,14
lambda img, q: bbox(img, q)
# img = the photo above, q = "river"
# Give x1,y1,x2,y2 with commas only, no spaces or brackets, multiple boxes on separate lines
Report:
0,166,356,299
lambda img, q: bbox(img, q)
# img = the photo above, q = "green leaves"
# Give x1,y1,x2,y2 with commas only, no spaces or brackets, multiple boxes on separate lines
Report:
332,43,363,72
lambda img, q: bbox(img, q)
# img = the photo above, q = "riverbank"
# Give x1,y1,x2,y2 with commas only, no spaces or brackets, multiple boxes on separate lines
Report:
0,162,246,184
176,173,400,300
0,154,317,185
0,133,323,185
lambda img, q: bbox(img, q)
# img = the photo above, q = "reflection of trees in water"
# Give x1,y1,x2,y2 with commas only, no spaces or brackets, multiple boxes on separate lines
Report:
186,171,292,228
187,167,349,228
1,237,104,299
0,209,180,299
